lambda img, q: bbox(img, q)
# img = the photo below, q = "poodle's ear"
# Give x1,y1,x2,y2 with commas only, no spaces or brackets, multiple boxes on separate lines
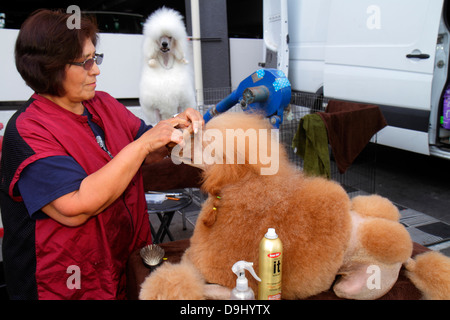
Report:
142,37,159,61
201,209,217,228
172,38,187,62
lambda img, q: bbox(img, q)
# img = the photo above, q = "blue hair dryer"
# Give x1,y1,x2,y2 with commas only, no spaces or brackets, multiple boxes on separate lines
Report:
203,69,291,128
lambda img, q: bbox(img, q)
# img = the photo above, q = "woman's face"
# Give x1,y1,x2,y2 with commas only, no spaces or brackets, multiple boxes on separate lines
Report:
63,39,100,103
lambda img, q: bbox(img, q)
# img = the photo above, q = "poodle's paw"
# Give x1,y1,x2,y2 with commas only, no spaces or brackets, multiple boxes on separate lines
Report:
139,262,206,300
405,251,450,300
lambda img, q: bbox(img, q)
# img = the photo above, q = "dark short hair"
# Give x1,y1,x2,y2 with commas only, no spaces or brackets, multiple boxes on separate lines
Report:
15,9,99,96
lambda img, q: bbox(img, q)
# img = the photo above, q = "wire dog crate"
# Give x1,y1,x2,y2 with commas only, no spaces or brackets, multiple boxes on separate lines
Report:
197,88,377,196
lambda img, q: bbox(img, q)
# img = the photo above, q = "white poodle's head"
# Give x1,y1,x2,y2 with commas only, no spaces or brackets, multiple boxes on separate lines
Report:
142,7,189,68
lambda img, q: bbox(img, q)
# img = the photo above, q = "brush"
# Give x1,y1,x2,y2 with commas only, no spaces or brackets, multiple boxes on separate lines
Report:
140,244,165,270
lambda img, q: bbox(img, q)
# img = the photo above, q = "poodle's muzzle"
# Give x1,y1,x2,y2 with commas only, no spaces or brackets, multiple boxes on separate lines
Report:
159,36,172,53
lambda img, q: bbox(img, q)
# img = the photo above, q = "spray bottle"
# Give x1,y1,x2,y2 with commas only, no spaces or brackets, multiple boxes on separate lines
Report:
230,261,261,300
258,228,283,300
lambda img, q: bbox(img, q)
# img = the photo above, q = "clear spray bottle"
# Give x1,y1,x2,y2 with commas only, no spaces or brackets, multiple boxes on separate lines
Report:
230,261,261,300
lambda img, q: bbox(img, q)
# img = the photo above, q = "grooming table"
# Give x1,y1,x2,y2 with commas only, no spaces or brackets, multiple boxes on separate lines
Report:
146,191,192,244
126,239,428,300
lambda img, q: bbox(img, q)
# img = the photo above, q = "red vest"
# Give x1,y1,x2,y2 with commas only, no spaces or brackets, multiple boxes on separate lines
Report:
8,92,151,299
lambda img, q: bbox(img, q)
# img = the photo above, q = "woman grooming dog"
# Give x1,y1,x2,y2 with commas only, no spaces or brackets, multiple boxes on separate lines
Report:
0,9,203,300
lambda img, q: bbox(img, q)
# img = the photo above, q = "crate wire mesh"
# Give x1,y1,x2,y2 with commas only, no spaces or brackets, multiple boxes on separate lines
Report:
196,88,377,195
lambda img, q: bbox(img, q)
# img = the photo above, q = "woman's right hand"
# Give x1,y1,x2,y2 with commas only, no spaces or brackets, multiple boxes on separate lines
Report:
140,117,189,154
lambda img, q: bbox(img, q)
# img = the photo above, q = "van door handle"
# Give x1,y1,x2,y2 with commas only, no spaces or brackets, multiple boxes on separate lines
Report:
406,53,430,59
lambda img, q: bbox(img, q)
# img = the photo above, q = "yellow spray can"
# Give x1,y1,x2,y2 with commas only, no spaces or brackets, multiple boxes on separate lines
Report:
258,228,282,300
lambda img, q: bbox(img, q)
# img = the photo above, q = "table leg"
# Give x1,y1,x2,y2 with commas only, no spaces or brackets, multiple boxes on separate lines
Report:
160,211,175,242
154,211,175,243
149,221,158,244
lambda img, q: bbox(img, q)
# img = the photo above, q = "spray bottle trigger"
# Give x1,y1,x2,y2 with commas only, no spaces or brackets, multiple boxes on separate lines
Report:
232,261,261,282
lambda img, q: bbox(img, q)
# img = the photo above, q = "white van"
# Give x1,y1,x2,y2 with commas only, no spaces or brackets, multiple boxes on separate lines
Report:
264,0,450,159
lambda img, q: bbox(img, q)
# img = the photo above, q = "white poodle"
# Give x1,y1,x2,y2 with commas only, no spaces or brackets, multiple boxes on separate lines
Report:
139,7,197,125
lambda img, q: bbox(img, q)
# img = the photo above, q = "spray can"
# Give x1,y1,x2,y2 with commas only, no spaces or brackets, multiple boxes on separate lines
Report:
258,228,282,300
443,85,450,129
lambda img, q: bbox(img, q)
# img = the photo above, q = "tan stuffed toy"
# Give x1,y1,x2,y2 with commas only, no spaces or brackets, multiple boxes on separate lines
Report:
140,113,450,300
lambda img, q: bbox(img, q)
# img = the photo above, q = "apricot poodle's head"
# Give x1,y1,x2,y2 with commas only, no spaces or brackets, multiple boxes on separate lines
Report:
171,112,290,191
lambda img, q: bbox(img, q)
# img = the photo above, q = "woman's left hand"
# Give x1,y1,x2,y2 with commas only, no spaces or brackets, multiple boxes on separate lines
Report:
174,108,204,134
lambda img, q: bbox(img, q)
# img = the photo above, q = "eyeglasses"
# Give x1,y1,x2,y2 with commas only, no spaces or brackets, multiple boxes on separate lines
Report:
69,53,103,70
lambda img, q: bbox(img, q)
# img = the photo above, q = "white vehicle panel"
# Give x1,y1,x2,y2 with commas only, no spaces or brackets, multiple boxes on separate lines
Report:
324,0,443,110
324,64,434,110
0,29,33,101
0,30,144,102
377,126,430,155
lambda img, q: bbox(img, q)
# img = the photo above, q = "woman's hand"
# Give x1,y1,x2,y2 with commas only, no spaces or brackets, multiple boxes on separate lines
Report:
173,108,204,134
143,108,204,155
141,116,188,154
143,108,204,164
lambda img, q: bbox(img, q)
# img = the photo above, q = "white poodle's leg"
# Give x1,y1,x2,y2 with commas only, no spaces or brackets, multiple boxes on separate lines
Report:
142,107,161,126
155,109,162,123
